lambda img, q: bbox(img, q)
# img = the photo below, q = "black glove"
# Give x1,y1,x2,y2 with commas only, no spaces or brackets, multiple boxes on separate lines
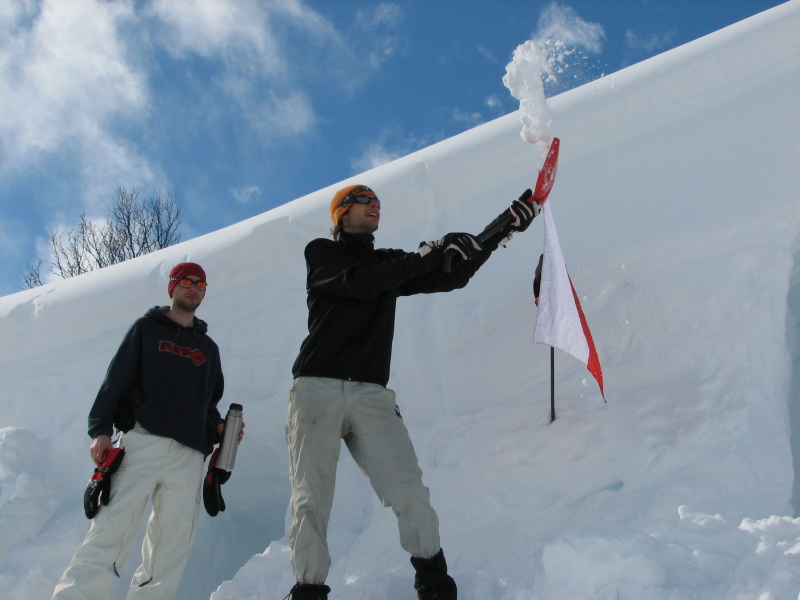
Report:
442,232,483,261
418,238,441,256
418,239,444,270
509,198,539,232
496,199,540,247
84,447,126,519
203,448,231,517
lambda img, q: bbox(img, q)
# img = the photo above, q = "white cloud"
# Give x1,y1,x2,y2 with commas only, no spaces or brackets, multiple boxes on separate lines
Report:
149,0,284,75
485,95,502,109
534,2,605,54
0,0,165,222
353,2,404,70
625,29,676,53
0,0,405,243
351,140,402,173
147,0,327,139
0,0,333,213
477,45,498,64
350,127,437,174
0,0,148,178
264,91,316,135
231,185,262,205
0,216,26,256
1,0,404,178
77,131,162,214
452,109,484,125
351,134,415,173
147,1,402,139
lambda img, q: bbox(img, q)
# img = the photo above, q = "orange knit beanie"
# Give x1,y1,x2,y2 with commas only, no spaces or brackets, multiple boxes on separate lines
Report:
329,184,378,226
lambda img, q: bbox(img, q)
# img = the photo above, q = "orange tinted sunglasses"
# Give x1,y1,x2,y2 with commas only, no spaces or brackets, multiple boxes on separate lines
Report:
171,278,208,290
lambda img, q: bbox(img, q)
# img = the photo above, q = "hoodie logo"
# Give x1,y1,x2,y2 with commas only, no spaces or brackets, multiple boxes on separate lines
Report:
159,340,207,366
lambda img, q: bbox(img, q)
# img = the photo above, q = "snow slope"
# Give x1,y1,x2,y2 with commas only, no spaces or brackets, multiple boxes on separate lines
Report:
1,2,800,599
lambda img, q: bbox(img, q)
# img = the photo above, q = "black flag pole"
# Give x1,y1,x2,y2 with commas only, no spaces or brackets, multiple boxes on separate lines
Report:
534,253,557,423
550,346,556,423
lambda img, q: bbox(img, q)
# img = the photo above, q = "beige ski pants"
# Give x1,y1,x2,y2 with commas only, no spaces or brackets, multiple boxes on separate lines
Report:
286,377,441,584
52,425,204,600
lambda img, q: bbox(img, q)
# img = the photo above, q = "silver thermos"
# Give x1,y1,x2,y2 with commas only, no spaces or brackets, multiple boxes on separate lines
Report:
216,403,243,472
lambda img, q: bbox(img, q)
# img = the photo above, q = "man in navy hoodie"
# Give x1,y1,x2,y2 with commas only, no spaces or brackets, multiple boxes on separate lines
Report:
52,262,229,600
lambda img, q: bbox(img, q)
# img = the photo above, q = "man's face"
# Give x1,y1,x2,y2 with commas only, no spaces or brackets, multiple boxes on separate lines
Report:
172,276,206,313
341,197,380,234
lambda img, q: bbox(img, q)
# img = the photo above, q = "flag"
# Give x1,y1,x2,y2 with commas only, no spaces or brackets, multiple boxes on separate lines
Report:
533,202,604,399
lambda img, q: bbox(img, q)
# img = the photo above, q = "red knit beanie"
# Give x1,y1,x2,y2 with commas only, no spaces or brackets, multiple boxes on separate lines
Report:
329,184,378,226
168,262,207,297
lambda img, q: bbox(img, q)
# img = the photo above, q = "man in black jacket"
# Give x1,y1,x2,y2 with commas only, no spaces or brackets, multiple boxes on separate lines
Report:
52,263,230,600
285,185,537,600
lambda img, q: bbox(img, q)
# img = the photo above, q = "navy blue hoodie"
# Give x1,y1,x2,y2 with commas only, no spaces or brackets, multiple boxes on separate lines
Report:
88,306,224,456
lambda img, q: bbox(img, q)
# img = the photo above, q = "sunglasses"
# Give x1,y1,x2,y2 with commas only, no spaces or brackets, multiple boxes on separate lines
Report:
341,186,380,208
171,278,208,290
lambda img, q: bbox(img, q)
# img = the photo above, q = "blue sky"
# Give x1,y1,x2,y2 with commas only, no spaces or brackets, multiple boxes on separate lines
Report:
0,0,785,297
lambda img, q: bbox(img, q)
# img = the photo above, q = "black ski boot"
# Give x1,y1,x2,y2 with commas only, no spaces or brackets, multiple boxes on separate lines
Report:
284,582,331,600
410,548,457,600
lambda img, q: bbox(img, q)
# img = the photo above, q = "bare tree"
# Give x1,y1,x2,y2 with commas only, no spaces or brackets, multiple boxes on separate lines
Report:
22,260,43,289
21,187,182,288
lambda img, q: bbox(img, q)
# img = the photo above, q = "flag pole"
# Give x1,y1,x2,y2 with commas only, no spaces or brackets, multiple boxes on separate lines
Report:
550,346,555,423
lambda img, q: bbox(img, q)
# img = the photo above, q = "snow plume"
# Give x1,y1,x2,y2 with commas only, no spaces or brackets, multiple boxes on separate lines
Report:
503,3,606,150
502,40,553,152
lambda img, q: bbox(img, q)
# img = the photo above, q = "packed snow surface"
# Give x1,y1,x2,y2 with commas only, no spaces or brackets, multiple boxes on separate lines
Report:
1,2,800,599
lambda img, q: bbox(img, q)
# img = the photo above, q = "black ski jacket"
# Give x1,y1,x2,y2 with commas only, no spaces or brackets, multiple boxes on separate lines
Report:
292,232,493,387
88,306,224,456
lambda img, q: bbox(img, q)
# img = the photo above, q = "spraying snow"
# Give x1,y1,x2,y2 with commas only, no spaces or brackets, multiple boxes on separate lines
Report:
502,39,553,152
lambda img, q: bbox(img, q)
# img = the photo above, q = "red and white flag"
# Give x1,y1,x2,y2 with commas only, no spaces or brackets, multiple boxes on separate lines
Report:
533,202,604,399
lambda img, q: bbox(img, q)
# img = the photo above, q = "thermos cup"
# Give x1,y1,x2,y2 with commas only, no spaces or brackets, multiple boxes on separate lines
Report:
216,403,243,472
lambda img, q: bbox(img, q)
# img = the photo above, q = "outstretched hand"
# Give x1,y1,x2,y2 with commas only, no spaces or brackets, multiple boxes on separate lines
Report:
442,232,483,262
495,197,540,247
509,198,539,232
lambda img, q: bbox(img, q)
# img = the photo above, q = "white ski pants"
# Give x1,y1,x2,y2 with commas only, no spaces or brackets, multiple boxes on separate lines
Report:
286,377,441,584
52,425,204,600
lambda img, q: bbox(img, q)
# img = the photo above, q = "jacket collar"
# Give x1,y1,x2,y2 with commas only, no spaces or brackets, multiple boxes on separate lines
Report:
341,231,375,249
